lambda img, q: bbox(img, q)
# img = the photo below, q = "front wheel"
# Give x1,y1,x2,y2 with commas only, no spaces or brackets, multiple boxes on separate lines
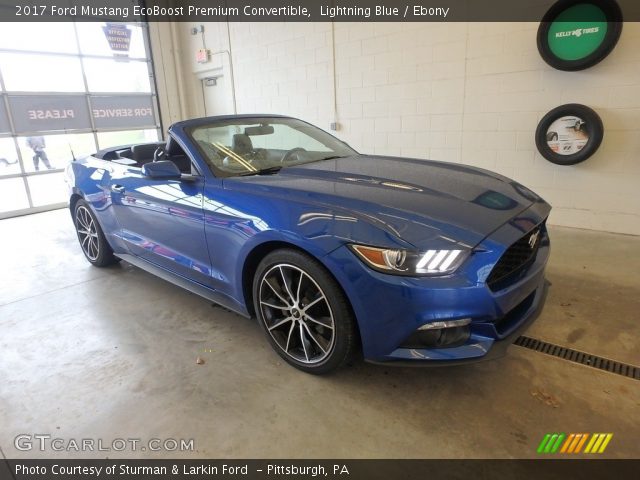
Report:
253,249,357,374
74,199,119,267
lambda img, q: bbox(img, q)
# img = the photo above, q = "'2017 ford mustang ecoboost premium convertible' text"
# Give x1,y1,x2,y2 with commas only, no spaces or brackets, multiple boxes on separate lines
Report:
66,115,550,374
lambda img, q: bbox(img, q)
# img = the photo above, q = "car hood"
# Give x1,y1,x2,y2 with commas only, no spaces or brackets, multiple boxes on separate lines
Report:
225,155,544,248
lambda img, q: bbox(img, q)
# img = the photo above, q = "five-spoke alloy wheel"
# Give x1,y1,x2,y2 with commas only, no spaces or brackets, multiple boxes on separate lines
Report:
76,205,100,261
253,249,357,374
74,199,119,267
259,263,335,364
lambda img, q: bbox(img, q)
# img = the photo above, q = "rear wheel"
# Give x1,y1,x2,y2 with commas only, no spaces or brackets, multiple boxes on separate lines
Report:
74,199,119,267
253,249,357,374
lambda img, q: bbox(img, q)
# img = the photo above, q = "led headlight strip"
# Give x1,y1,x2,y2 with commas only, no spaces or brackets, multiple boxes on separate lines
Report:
415,249,464,272
350,245,468,276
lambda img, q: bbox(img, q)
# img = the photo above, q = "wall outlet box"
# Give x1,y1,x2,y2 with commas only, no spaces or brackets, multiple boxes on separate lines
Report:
330,122,339,131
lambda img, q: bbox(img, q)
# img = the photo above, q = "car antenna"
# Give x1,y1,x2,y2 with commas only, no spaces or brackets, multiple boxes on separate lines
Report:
65,128,77,161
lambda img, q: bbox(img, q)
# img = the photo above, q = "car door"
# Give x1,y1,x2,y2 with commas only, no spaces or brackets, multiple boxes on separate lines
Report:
109,142,213,287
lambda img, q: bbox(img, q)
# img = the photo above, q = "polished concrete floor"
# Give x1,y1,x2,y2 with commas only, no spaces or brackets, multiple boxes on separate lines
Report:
0,209,638,459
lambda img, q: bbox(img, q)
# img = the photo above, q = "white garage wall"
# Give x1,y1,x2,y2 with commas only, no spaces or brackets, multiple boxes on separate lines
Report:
168,22,640,235
148,23,188,128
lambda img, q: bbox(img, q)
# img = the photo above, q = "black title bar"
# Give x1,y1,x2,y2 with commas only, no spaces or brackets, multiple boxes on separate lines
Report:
2,0,640,22
1,459,639,480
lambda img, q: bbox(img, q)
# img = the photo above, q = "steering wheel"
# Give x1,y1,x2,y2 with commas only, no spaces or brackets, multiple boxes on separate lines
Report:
280,147,306,164
252,148,267,162
153,146,166,162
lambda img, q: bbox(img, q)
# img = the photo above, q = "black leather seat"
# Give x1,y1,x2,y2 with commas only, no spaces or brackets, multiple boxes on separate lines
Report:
169,155,192,173
165,137,192,174
232,134,253,155
131,143,163,166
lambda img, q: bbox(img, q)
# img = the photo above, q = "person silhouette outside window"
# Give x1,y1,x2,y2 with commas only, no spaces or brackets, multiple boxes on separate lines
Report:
27,136,52,171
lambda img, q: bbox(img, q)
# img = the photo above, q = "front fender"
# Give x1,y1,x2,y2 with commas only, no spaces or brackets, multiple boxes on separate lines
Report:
66,158,127,254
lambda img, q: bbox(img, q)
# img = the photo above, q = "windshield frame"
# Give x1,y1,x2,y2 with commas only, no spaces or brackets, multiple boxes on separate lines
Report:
184,116,358,178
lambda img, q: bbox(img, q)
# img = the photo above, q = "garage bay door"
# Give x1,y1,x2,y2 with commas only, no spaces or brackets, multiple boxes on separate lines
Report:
0,21,161,219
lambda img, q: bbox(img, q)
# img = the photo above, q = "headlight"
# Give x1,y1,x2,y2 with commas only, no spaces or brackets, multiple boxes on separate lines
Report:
349,244,469,276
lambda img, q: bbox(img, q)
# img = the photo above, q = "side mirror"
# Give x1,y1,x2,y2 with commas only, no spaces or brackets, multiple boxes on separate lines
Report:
142,160,181,180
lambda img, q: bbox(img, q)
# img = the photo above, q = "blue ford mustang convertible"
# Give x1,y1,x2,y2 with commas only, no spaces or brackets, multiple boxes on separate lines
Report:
66,115,550,374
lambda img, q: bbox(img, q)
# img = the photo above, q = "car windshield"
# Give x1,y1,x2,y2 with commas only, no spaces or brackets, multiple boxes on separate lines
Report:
188,117,357,177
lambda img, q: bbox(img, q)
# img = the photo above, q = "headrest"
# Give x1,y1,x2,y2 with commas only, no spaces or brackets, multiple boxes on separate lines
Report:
166,137,186,157
131,143,162,161
232,134,253,154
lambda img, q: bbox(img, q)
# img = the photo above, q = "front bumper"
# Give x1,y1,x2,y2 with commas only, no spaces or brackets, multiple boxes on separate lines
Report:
323,208,551,364
368,278,549,366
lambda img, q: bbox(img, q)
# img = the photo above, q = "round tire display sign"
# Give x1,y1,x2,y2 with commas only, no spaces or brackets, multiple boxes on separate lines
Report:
536,104,604,165
546,116,589,155
548,4,608,60
537,0,623,71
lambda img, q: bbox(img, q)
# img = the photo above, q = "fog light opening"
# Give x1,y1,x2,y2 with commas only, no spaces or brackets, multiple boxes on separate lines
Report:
401,319,472,349
418,318,471,331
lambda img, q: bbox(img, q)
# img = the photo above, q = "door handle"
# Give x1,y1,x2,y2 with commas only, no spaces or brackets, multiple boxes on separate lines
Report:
111,184,125,194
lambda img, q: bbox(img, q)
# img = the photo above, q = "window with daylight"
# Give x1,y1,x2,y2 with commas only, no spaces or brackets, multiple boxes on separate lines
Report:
0,20,160,218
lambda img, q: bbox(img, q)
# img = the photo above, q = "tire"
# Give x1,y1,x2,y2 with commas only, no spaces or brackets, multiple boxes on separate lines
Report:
252,249,357,374
535,104,604,165
536,0,623,72
73,199,119,267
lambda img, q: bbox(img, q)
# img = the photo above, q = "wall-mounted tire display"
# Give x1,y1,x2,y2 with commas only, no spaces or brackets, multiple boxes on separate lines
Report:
535,104,604,165
537,0,623,71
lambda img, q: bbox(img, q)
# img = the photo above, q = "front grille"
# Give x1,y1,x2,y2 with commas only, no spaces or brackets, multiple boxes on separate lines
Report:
486,226,542,291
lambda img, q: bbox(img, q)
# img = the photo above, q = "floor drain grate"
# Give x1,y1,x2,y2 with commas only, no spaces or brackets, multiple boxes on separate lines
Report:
514,336,640,381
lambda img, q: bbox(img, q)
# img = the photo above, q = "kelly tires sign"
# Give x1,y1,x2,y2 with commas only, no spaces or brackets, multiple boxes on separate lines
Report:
537,0,623,71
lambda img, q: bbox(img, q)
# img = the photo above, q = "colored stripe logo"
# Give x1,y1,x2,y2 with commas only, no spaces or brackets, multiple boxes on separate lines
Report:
537,433,613,454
